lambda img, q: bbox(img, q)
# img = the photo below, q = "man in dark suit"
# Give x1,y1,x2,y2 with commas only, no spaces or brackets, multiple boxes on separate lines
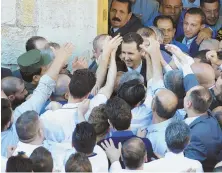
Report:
109,0,143,37
176,8,206,57
118,32,147,85
183,85,222,172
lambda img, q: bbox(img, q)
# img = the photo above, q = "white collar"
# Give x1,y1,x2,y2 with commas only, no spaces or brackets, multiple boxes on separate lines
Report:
127,61,143,73
165,152,185,159
62,103,80,109
184,116,200,125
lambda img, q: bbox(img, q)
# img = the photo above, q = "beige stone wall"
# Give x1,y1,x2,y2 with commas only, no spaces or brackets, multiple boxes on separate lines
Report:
2,0,97,71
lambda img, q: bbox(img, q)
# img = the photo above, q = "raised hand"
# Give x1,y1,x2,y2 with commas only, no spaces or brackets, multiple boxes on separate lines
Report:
206,50,221,66
196,28,212,45
101,139,122,164
55,43,74,63
72,57,88,72
103,34,123,55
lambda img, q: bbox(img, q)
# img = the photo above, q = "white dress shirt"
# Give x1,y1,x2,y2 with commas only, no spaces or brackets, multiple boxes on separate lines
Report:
184,116,200,125
127,61,143,73
144,152,204,172
182,36,197,50
41,94,107,142
146,118,174,156
1,156,7,173
110,152,204,172
64,145,109,172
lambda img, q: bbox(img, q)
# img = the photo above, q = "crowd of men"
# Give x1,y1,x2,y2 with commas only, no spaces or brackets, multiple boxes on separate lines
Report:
1,0,222,172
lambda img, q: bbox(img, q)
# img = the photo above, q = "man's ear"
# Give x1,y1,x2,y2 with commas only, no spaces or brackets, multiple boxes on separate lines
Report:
33,75,40,83
8,95,15,102
64,92,69,100
144,153,148,163
173,28,176,36
127,12,132,21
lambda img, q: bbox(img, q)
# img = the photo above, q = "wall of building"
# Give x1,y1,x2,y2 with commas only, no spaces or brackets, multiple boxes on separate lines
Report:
2,0,98,71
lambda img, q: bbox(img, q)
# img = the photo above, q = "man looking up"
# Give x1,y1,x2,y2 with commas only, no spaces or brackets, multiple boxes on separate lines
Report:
109,0,142,36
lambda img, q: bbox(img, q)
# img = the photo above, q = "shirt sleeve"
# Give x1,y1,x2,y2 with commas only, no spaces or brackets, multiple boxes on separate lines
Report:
85,94,108,120
14,75,56,121
109,161,123,173
144,79,165,108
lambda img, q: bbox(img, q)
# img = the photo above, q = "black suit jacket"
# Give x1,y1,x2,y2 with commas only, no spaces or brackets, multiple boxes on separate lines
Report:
184,112,222,172
109,14,143,37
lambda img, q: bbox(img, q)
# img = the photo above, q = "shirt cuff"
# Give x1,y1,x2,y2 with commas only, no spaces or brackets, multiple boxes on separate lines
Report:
163,64,173,72
182,64,194,77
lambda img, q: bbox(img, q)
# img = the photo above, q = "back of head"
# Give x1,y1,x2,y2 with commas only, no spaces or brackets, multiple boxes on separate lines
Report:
106,97,132,130
199,39,219,51
194,50,211,64
165,121,190,153
16,110,40,143
26,36,47,51
72,122,96,154
137,27,156,38
164,70,185,99
119,71,144,87
185,8,206,25
188,86,213,113
1,98,12,131
149,26,164,44
122,137,146,169
65,152,92,172
117,79,146,108
30,146,53,172
6,153,33,172
88,104,109,138
53,74,70,99
69,69,96,99
1,77,23,96
152,89,178,119
191,63,215,88
122,32,143,50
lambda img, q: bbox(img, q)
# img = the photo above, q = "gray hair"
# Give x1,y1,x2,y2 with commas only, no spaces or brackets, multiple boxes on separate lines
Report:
92,34,108,50
164,70,185,99
1,77,24,96
165,121,190,153
150,26,164,44
119,71,144,88
40,48,55,61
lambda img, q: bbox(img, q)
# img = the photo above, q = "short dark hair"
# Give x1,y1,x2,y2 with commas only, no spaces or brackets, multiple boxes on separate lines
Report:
30,147,53,172
111,0,132,13
153,96,177,119
122,32,144,51
1,98,12,131
154,15,175,28
88,104,110,137
72,122,97,154
69,69,96,99
6,154,33,172
190,87,213,113
106,97,132,130
20,68,42,83
1,77,24,96
117,79,146,108
200,0,220,7
26,36,47,51
185,8,206,24
65,152,92,172
165,121,190,153
194,50,211,65
122,137,146,169
164,70,185,99
47,42,60,49
16,110,40,142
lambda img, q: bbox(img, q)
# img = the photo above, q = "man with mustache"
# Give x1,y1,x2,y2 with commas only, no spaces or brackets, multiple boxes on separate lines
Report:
109,0,142,37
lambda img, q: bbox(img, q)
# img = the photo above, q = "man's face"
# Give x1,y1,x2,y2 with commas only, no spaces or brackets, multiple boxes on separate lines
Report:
161,0,182,22
121,42,142,69
93,37,107,60
110,0,132,28
157,19,176,44
35,39,48,50
202,2,219,26
183,13,204,39
13,83,28,108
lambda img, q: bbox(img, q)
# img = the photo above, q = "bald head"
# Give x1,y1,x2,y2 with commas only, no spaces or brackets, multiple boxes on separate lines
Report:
192,63,215,88
1,77,24,96
122,137,146,170
53,74,70,97
152,89,178,119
